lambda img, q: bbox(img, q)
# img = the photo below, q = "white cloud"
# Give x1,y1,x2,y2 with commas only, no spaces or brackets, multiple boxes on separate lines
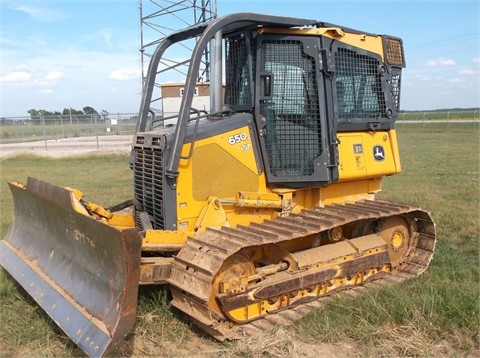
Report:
109,68,141,81
39,89,53,95
449,77,465,84
447,77,479,89
414,73,432,81
44,71,63,81
472,58,480,64
1,42,148,116
0,70,31,83
84,29,116,48
9,4,67,23
423,59,456,67
1,68,63,87
34,71,64,87
457,68,479,75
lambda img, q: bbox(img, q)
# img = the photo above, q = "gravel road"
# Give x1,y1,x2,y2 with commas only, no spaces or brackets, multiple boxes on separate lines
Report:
0,135,133,158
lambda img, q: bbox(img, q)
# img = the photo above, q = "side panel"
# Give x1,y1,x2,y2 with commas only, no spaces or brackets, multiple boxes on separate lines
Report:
191,143,260,201
176,117,271,232
337,130,401,181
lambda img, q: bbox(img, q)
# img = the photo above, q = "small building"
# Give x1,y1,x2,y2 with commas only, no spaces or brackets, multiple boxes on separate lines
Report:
161,83,213,126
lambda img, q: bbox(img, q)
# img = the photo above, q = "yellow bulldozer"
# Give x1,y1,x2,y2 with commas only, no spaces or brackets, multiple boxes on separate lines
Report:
0,13,436,357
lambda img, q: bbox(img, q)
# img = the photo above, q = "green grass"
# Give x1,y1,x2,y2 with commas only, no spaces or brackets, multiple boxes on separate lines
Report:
0,154,133,237
0,127,479,356
297,128,480,356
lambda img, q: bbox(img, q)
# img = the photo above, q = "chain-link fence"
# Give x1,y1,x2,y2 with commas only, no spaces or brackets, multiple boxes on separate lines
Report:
1,110,479,146
0,113,138,145
396,110,479,132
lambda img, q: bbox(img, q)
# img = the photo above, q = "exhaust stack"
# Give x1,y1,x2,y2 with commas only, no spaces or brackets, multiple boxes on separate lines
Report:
210,30,223,113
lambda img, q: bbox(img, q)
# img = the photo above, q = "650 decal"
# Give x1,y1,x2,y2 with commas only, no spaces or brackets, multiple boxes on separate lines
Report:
228,132,248,145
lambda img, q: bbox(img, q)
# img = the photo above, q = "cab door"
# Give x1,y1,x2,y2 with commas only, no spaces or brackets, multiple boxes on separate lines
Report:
254,35,336,187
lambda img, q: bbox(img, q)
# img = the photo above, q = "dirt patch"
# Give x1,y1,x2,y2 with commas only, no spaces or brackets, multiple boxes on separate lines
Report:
114,325,352,358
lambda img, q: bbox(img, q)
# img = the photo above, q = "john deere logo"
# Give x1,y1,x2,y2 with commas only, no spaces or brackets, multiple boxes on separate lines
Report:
373,145,385,161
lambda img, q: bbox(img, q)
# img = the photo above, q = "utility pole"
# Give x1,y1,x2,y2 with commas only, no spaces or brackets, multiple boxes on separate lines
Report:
139,0,217,86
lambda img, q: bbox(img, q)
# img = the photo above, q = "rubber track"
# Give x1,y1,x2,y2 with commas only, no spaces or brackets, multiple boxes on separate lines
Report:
168,200,436,340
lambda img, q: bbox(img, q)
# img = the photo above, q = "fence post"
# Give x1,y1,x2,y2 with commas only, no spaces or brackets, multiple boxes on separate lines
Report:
117,112,121,134
76,115,80,137
59,115,64,138
41,115,47,150
95,114,99,150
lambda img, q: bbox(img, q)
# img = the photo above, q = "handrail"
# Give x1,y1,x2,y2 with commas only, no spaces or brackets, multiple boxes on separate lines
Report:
149,109,208,130
179,108,202,160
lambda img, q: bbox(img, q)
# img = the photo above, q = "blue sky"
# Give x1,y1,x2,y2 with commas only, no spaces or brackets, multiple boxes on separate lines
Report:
1,0,479,117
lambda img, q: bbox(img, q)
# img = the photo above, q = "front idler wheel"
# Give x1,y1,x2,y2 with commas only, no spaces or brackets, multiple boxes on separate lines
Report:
378,216,412,267
209,253,256,317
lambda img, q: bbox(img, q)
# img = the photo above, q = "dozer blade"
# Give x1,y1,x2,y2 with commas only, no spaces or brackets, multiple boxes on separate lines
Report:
0,177,142,357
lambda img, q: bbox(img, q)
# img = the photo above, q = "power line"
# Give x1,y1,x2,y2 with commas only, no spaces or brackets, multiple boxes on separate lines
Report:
406,31,478,54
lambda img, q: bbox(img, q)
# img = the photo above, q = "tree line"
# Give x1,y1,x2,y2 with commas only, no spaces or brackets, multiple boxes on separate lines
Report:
27,107,110,120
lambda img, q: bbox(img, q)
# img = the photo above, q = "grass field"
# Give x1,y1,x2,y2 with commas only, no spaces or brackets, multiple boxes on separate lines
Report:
0,127,479,357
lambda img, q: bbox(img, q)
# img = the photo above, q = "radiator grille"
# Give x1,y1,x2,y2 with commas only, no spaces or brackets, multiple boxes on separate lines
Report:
133,147,165,230
259,40,322,178
391,73,401,111
335,47,385,119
